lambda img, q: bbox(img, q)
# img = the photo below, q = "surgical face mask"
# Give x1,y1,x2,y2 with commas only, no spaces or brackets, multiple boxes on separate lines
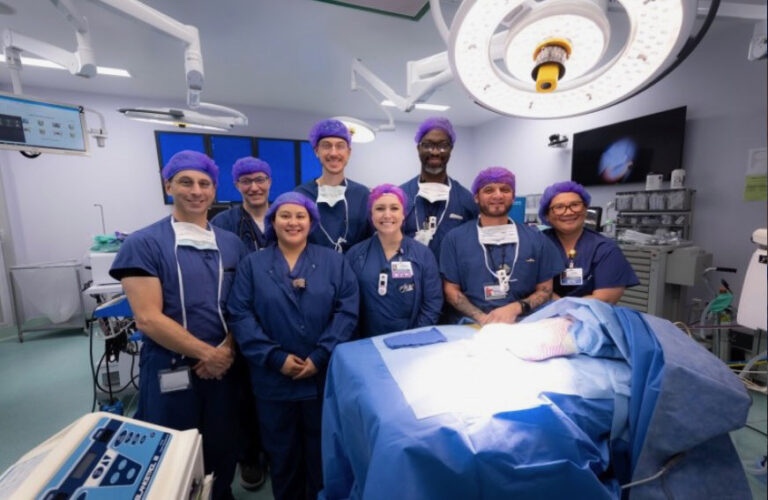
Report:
478,222,518,246
172,220,219,251
417,182,450,204
317,184,347,208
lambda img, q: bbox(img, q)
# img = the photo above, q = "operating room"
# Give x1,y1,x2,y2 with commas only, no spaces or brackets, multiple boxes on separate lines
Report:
0,0,766,499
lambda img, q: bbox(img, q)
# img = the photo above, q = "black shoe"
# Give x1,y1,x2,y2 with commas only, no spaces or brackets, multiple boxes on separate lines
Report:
239,462,266,491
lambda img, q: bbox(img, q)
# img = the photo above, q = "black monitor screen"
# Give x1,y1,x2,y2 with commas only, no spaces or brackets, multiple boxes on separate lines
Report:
571,107,686,186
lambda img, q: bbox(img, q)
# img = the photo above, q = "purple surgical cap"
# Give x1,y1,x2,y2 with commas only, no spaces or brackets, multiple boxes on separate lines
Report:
265,192,320,241
471,167,516,195
309,119,351,148
367,184,408,218
232,157,271,182
538,181,592,225
414,117,456,144
162,150,219,184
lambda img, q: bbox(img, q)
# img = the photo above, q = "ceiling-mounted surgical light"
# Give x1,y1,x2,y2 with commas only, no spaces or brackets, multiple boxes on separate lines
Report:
333,116,376,143
448,0,698,118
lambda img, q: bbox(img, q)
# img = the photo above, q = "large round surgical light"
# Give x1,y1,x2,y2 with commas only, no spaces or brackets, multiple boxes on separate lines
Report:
333,116,377,143
448,0,698,118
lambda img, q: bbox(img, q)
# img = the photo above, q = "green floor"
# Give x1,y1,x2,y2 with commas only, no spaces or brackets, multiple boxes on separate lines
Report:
0,330,765,498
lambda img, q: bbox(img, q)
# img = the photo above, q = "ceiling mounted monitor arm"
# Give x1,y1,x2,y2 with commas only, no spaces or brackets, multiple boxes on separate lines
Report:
94,0,203,108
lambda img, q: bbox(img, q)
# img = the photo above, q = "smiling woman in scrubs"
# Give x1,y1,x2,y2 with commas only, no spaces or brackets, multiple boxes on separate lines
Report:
109,150,247,500
346,184,442,337
539,181,639,304
227,192,359,500
295,118,370,253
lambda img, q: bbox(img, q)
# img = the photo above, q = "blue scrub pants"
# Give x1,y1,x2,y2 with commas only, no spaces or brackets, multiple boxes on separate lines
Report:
136,344,238,500
257,397,323,500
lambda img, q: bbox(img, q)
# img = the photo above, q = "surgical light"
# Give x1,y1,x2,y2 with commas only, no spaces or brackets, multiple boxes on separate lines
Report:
448,0,697,118
333,116,376,143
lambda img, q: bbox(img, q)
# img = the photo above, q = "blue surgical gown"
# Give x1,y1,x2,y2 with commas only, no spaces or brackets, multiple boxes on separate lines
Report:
346,235,442,337
440,221,563,315
543,228,639,298
210,204,269,252
399,175,478,260
295,179,371,252
227,243,359,400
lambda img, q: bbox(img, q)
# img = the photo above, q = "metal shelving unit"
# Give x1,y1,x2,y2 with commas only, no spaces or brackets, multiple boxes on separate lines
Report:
615,188,695,239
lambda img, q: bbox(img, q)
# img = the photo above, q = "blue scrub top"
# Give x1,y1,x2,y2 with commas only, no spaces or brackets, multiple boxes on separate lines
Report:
109,216,248,349
440,221,563,314
210,205,269,252
543,228,640,298
227,243,359,400
295,178,371,253
399,176,478,260
346,235,443,337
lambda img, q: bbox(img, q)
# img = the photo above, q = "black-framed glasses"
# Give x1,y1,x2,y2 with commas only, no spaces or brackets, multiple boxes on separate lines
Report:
549,201,586,215
238,175,270,186
418,141,452,153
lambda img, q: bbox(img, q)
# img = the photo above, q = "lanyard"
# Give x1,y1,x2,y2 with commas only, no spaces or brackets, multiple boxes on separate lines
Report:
477,222,519,286
316,196,348,253
413,178,452,232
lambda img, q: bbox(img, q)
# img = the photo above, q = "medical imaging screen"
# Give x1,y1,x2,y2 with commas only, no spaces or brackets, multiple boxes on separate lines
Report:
0,94,87,152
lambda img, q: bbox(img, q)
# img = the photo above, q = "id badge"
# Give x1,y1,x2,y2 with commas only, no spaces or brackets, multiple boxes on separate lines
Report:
391,261,414,279
560,267,584,286
483,284,507,301
158,366,191,393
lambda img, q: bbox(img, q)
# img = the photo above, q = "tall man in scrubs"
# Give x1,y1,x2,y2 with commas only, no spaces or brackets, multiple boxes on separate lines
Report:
400,117,477,260
295,118,370,253
440,167,563,324
110,151,247,500
210,156,270,490
211,156,272,252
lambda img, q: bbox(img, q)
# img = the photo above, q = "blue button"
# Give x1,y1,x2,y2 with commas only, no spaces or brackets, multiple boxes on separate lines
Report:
118,459,128,471
92,466,105,479
126,468,137,480
109,472,120,484
140,436,146,444
131,434,140,444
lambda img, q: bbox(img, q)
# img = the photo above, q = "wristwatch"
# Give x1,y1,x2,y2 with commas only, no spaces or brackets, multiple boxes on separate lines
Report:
518,300,532,315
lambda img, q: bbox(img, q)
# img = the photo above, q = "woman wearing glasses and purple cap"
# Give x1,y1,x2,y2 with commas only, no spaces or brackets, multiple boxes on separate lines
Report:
346,184,443,337
109,150,248,500
227,192,359,500
539,181,638,303
295,118,371,253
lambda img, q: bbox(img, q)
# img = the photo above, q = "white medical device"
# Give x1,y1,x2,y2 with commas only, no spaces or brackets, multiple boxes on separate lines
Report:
0,412,211,500
737,228,767,331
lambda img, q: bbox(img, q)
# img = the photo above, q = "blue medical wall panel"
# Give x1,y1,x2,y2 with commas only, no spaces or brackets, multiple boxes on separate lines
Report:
300,141,322,184
210,135,253,203
510,196,526,224
257,139,296,201
155,132,206,204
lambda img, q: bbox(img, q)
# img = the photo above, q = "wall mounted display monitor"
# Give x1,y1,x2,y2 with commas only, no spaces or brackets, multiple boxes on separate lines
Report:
571,106,686,186
0,91,88,155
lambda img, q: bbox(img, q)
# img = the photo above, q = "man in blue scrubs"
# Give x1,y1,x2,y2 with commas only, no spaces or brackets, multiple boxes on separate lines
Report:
110,150,247,500
400,117,477,260
539,181,639,303
440,167,563,324
295,118,370,253
211,156,272,252
210,156,271,490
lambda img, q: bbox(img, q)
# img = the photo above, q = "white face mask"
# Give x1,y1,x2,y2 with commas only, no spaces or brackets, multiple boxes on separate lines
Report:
317,184,347,207
417,182,450,204
477,222,518,246
172,221,219,251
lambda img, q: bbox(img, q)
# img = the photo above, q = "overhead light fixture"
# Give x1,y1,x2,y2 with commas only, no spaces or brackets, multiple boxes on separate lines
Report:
351,0,721,119
333,116,376,143
119,104,247,131
1,55,131,77
381,100,450,111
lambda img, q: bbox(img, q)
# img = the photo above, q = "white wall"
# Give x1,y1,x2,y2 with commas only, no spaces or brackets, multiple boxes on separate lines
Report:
470,18,767,298
0,88,475,268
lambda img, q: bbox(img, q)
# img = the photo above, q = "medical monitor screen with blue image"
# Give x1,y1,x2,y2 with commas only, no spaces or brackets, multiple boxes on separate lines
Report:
570,106,686,186
155,131,320,205
0,91,88,154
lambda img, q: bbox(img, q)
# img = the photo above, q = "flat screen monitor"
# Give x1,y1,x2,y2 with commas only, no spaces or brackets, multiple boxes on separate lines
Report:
570,106,686,186
0,91,88,155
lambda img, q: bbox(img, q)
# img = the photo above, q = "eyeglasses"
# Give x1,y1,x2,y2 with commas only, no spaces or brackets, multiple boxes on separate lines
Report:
418,141,452,153
238,176,269,186
549,201,586,215
318,141,349,152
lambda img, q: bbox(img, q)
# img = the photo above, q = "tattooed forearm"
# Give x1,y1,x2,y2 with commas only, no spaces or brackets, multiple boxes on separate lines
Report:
444,281,485,321
524,280,553,309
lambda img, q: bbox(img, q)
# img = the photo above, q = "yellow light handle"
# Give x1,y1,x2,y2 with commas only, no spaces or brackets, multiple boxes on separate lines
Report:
535,63,560,93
